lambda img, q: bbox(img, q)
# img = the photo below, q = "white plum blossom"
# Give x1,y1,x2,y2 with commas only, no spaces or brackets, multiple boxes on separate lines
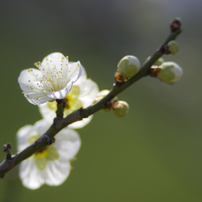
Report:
18,52,82,105
17,119,81,190
39,65,99,129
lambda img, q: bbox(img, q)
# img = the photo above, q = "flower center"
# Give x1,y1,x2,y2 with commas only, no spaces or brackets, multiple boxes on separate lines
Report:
32,56,70,93
47,85,83,118
29,134,59,170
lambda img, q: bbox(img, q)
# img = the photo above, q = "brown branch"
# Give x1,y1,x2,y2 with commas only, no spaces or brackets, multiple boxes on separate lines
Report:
0,18,182,178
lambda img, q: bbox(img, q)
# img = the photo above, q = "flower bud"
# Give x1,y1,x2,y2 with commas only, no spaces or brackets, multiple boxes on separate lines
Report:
113,101,129,117
167,40,179,55
157,62,183,84
170,17,181,32
95,90,118,102
117,55,141,78
96,90,110,99
146,56,164,66
94,90,117,112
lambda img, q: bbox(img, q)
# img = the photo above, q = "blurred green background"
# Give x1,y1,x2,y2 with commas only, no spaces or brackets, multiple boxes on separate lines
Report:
0,0,202,201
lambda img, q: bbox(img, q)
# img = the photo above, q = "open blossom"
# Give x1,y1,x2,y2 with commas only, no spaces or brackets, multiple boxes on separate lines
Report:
17,119,81,189
39,65,99,129
18,52,82,105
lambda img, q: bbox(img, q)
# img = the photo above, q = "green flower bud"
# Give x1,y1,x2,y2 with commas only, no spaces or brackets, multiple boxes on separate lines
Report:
167,40,179,55
146,56,164,66
113,101,129,118
157,62,183,85
117,55,141,78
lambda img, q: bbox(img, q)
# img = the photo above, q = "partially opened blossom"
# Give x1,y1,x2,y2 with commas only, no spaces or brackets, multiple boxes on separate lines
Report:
18,52,82,105
17,119,81,190
39,65,99,129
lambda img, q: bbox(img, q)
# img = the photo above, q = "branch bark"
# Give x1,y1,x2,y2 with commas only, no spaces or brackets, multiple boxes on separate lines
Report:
0,18,182,178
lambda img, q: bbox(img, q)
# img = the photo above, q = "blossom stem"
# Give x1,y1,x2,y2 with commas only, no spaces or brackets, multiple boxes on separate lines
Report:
0,18,182,178
56,99,65,119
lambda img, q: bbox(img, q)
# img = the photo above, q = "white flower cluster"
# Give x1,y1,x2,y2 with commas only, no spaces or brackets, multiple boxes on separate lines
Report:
17,52,99,189
39,60,99,128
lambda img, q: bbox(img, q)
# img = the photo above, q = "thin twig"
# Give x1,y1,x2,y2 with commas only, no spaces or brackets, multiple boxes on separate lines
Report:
0,18,182,178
